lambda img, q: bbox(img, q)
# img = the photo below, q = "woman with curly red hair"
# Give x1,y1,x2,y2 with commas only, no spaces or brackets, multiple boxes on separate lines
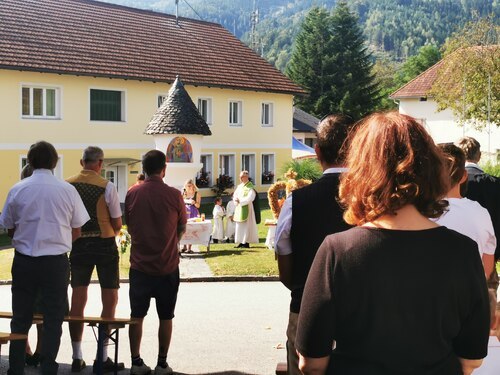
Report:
295,112,490,375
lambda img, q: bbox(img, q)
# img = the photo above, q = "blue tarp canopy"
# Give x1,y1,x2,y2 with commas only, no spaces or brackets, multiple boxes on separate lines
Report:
292,137,316,159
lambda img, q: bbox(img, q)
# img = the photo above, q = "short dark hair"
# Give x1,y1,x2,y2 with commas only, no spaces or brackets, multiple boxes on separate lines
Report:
316,114,353,165
455,136,481,162
439,143,466,188
142,150,166,176
27,141,58,170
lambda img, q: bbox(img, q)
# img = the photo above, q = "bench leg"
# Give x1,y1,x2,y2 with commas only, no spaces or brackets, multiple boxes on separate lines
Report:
114,329,119,375
96,324,104,375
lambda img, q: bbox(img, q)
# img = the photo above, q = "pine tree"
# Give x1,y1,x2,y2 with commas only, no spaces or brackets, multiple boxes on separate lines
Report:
285,7,333,116
327,1,380,119
286,2,380,120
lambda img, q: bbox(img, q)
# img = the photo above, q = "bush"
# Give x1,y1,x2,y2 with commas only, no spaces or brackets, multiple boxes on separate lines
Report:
280,159,322,181
211,174,235,197
482,161,500,177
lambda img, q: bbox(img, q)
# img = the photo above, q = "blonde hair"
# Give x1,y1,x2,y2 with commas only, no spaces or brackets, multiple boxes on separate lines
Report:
183,179,198,196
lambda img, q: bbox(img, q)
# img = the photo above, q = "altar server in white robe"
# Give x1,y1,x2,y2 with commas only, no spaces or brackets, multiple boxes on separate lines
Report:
225,196,236,242
212,197,225,243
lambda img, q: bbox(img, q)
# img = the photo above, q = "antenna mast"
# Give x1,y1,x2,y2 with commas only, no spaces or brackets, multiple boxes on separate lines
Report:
175,0,179,25
250,0,259,52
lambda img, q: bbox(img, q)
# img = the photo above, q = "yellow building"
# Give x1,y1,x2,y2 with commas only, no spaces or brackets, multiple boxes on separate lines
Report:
0,0,303,204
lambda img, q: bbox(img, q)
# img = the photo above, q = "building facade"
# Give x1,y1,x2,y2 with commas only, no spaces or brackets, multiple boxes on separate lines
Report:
0,0,303,204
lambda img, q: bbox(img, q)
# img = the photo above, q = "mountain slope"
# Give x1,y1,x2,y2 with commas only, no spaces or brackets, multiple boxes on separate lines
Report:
101,0,499,71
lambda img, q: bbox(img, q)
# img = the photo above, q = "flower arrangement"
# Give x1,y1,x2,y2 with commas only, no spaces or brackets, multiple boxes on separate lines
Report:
196,170,211,188
211,174,235,197
117,226,131,254
267,168,312,219
262,171,275,184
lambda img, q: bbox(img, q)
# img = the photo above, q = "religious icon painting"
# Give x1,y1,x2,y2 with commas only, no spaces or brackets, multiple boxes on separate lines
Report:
166,136,193,162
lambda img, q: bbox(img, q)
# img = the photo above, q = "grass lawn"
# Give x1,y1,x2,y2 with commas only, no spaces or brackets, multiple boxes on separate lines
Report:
0,199,278,280
0,233,12,247
200,199,278,276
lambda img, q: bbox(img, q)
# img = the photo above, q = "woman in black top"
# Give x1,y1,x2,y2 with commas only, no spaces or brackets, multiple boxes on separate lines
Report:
295,112,490,375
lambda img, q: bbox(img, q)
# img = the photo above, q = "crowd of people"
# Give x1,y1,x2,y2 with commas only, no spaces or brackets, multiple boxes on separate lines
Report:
275,112,499,375
0,110,498,375
179,170,259,249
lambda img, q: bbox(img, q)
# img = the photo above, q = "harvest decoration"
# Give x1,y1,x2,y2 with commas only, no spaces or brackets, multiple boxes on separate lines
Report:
117,226,131,254
267,168,312,219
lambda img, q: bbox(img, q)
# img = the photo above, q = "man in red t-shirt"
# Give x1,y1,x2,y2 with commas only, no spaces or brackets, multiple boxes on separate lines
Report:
125,150,186,375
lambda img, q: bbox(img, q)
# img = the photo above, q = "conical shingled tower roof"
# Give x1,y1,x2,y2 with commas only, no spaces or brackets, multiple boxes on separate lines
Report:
145,76,212,136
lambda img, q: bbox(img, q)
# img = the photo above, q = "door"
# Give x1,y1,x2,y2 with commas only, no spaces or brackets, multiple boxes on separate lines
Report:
103,165,127,203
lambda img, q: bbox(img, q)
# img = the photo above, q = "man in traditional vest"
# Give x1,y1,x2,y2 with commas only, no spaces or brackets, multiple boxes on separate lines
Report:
66,146,124,373
233,170,258,248
275,114,353,375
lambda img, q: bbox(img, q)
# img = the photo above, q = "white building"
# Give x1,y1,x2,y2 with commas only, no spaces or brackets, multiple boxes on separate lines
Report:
390,61,499,162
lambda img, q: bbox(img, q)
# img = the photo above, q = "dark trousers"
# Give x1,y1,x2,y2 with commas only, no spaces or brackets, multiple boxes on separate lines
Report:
8,252,69,375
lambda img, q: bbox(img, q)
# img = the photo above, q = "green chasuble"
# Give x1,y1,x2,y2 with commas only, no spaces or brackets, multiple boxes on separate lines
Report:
233,181,255,222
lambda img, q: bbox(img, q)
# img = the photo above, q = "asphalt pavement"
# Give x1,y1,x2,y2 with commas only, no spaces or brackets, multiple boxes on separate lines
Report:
1,249,500,374
0,249,290,375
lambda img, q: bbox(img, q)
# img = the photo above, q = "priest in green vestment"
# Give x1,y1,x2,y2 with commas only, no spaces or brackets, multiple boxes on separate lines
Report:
233,170,258,248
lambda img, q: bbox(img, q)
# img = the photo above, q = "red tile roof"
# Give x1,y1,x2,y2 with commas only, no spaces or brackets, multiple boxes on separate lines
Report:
0,0,304,95
389,61,444,99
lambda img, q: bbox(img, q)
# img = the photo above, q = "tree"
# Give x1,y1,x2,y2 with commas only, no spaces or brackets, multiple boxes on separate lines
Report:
393,44,441,88
285,7,334,116
429,16,499,129
372,56,399,111
286,3,380,120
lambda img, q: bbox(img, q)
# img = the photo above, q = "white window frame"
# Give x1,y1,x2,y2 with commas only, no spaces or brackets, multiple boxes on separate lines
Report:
229,100,242,126
197,97,213,125
219,153,236,184
261,153,275,185
20,154,63,179
241,153,256,183
21,84,61,119
261,102,274,127
198,153,214,188
89,87,127,123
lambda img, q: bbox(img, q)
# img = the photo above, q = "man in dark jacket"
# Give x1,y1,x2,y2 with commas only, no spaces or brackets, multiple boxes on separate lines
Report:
456,136,500,331
275,114,353,375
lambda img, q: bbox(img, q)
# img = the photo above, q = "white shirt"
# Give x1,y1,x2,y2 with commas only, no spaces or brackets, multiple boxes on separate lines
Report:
104,181,122,218
435,197,496,257
275,168,347,256
0,169,90,256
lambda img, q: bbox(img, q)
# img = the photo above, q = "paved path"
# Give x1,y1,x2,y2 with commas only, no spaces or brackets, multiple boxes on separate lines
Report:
0,282,289,374
179,246,213,279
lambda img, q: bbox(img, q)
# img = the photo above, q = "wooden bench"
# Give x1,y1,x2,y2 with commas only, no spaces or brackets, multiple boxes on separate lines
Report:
0,311,134,375
276,361,287,375
0,332,28,356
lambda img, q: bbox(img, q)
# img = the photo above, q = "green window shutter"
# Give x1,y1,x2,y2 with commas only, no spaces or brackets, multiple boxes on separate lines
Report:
90,89,122,121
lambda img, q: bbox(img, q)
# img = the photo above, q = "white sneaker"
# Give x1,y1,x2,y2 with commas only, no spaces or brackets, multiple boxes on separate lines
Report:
155,363,173,374
131,362,152,375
